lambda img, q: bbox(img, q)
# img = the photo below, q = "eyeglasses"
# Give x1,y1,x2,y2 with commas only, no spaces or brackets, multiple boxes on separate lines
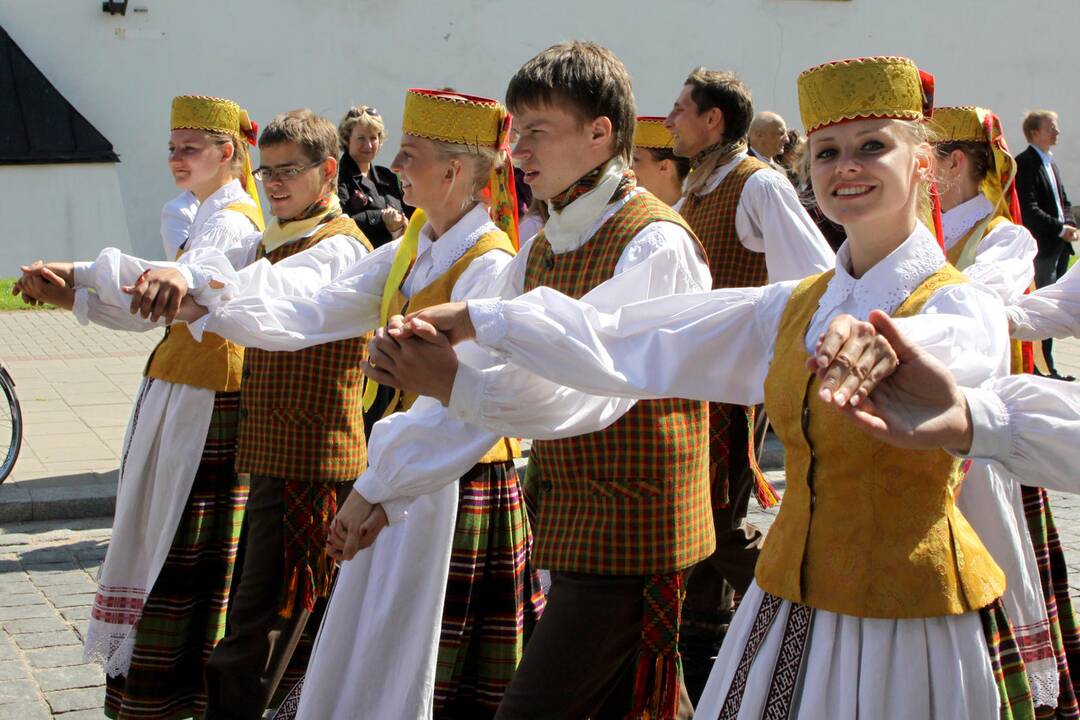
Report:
347,106,380,118
252,159,324,182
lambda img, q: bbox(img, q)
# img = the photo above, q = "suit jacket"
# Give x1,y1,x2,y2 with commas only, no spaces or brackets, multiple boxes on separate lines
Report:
1016,145,1073,259
336,153,414,248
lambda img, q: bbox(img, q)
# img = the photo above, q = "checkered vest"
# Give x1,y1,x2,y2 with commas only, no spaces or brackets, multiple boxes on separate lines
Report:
523,191,714,575
680,156,769,289
235,216,374,481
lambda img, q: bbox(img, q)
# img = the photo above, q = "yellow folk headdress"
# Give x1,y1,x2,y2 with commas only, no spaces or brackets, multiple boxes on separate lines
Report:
797,56,934,136
797,56,943,248
932,106,1021,225
170,95,262,219
634,116,674,149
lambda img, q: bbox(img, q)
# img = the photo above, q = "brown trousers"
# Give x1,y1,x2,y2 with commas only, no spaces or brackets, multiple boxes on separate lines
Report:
203,476,349,720
494,572,692,720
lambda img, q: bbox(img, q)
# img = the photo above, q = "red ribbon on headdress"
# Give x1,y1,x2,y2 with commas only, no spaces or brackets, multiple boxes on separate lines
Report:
243,120,258,146
919,70,936,121
983,112,1023,224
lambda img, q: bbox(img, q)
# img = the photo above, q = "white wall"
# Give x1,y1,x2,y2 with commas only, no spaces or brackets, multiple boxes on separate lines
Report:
0,165,130,276
2,0,1077,263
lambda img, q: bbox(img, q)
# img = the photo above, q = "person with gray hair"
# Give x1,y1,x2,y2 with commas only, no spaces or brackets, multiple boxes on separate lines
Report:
748,111,788,167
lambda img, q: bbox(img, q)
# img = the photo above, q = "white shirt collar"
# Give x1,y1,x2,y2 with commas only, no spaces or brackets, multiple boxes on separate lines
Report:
819,222,946,319
697,151,749,196
943,193,994,250
543,158,628,253
191,180,251,237
1032,144,1054,165
416,204,497,278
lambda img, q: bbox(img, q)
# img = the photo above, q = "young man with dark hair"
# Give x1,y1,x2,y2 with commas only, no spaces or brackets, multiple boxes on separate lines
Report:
365,41,712,719
664,67,834,699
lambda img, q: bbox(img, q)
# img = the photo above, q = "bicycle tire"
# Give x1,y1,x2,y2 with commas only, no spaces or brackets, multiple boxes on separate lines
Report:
0,365,22,483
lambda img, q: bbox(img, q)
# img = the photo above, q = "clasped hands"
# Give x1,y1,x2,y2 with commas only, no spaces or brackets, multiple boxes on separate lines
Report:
362,302,974,453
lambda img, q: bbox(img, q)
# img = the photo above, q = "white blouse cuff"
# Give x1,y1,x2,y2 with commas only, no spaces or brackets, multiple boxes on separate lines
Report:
447,362,486,425
72,261,95,289
380,496,411,525
469,298,508,348
352,474,410,525
1006,305,1028,338
73,288,93,326
961,386,1012,461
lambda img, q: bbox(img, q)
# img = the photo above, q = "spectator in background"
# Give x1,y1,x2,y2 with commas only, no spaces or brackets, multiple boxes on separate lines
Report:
747,111,788,168
1016,109,1077,380
776,127,803,183
337,105,412,247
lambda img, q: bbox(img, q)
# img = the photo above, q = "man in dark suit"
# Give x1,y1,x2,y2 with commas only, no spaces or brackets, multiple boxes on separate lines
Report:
1016,109,1079,380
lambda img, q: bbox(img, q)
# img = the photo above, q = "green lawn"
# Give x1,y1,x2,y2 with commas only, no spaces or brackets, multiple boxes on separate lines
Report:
0,278,55,311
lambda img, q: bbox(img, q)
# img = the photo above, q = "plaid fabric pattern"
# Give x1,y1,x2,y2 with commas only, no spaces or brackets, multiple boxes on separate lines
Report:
278,481,339,619
982,598,1038,720
523,190,713,575
1023,486,1080,718
434,460,546,717
105,392,248,720
628,572,686,720
236,216,374,481
682,156,773,516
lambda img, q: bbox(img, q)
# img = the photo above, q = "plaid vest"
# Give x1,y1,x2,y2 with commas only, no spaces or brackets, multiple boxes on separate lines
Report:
759,266,1005,617
523,191,714,575
680,156,769,289
236,216,374,481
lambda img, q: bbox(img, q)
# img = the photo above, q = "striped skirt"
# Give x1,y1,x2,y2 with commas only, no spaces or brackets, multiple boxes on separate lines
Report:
433,459,547,718
104,392,247,720
1023,486,1080,719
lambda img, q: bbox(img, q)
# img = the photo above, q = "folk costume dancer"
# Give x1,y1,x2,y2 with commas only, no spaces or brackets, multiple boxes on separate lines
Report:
387,56,1038,719
662,68,834,699
160,89,543,719
934,105,1080,717
631,117,690,208
358,41,718,720
15,95,264,719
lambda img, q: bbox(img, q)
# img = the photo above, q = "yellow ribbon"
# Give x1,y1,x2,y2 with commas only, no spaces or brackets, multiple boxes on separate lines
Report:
361,209,428,411
260,195,342,255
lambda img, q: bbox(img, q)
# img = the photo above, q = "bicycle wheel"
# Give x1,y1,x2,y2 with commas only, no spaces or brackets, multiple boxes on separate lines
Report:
0,365,22,483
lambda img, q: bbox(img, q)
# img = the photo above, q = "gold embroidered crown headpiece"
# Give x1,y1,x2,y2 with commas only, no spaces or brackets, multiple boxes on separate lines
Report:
634,117,675,149
933,106,1022,225
401,88,519,247
798,56,935,135
402,88,513,150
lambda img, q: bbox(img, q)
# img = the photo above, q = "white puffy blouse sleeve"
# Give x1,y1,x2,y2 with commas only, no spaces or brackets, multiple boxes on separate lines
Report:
185,237,383,347
354,251,517,518
1009,260,1080,341
964,376,1080,494
962,222,1037,305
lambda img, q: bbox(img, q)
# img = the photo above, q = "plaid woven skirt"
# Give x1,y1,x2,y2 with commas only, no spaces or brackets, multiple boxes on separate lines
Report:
433,459,546,718
1023,486,1080,719
104,392,247,720
983,597,1038,719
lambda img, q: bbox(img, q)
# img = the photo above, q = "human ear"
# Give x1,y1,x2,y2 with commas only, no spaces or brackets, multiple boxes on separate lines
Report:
590,116,614,147
323,156,339,183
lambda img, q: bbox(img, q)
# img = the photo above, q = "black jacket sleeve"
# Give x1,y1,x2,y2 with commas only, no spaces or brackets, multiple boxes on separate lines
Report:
1016,151,1065,240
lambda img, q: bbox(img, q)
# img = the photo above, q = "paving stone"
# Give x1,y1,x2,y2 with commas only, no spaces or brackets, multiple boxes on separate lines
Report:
0,659,30,680
0,701,52,720
60,606,91,622
52,710,109,720
0,587,47,604
0,636,18,660
39,579,97,598
0,533,30,547
27,568,89,586
48,593,97,609
0,603,55,621
3,615,70,634
13,629,81,650
23,645,87,669
33,663,104,692
0,679,42,703
17,548,74,564
45,687,105,713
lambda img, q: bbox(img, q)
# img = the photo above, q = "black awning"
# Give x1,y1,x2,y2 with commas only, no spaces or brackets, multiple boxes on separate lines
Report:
0,25,119,164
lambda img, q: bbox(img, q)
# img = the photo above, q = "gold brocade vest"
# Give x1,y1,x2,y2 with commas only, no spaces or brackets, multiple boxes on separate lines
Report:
757,266,1006,618
144,201,265,392
946,215,1026,374
383,230,521,464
